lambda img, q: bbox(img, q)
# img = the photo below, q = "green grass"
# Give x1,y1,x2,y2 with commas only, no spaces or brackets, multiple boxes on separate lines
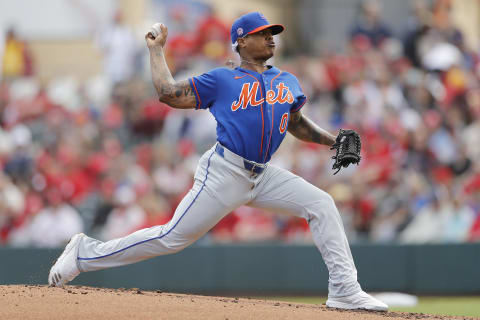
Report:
254,296,480,318
390,297,480,318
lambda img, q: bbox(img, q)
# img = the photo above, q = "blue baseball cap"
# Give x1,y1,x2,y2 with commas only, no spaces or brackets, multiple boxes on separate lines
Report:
231,12,284,51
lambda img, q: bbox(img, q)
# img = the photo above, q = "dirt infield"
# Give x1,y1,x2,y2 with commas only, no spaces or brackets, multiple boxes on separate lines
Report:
0,285,473,320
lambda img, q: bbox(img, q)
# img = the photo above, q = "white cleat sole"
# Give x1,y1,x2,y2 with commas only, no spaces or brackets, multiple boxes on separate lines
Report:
326,300,388,311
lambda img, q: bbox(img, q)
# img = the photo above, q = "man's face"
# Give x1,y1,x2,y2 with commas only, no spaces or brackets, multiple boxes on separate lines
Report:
239,28,276,60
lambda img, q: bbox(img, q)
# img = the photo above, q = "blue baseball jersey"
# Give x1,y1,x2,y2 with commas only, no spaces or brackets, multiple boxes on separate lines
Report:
188,66,306,163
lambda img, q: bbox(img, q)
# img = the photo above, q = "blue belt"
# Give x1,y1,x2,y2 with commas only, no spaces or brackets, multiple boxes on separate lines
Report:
215,144,266,175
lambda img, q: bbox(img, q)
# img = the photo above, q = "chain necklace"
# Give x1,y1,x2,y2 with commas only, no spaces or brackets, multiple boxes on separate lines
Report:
241,59,267,68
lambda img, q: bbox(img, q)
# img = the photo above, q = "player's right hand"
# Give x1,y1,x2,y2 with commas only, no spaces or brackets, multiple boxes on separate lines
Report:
145,23,168,49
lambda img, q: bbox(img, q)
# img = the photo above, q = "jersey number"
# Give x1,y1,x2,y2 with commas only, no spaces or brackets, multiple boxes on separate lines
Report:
279,112,288,134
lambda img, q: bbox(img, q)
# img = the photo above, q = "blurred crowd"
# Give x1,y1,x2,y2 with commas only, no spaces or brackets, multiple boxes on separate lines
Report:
1,0,480,248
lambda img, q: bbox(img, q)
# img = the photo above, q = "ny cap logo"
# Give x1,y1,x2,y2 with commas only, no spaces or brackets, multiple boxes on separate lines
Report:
237,28,243,36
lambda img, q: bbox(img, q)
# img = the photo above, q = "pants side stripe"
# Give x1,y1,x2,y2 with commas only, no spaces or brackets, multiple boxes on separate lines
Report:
77,150,215,261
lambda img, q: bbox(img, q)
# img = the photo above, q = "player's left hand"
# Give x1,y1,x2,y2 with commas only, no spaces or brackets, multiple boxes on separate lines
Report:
330,129,361,175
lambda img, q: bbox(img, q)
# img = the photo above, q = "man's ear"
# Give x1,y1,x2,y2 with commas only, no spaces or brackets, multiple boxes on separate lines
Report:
237,37,247,50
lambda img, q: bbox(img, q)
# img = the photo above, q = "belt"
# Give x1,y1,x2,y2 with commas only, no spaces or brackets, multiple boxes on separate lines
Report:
215,144,266,175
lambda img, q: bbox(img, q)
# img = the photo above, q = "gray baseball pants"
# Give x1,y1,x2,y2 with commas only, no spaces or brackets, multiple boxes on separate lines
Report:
76,143,361,298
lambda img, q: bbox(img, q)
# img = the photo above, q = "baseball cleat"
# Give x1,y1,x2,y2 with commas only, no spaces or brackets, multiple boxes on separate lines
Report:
48,233,84,287
326,290,388,311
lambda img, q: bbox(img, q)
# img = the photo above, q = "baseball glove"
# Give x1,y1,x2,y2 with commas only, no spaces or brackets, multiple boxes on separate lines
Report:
330,129,361,175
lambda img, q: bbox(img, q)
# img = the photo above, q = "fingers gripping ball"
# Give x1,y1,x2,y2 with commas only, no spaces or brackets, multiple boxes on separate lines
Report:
148,23,164,39
330,129,362,175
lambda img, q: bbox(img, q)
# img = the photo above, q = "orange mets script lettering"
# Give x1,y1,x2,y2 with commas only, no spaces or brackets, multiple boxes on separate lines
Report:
231,83,264,111
231,82,294,111
275,83,294,104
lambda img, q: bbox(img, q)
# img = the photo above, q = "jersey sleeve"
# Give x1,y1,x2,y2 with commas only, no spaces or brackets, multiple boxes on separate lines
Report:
188,69,218,110
290,77,307,113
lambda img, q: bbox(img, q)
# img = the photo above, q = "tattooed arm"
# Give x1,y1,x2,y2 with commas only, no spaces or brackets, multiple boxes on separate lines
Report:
146,25,196,109
287,111,336,146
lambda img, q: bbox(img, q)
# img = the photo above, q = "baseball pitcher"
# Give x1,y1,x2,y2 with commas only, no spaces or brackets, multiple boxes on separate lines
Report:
49,12,387,311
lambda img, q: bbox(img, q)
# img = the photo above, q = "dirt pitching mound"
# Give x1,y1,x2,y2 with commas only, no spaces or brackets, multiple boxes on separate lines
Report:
0,285,471,320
